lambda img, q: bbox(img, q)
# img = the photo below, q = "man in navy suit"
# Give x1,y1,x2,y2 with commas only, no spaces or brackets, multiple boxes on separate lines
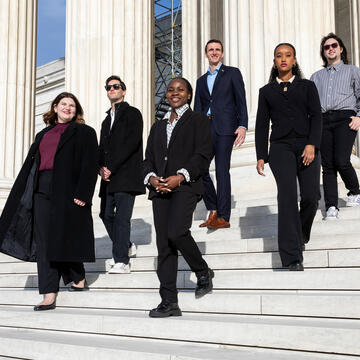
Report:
194,39,248,229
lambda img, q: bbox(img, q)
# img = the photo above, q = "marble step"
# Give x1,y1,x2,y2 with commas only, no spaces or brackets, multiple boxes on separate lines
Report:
0,306,358,356
1,247,359,274
128,204,360,231
0,326,356,360
0,268,359,291
0,289,360,319
92,217,360,244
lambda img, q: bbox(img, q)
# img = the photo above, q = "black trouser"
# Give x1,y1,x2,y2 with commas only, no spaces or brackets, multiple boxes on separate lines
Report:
101,192,135,264
269,139,321,267
152,191,209,303
321,110,360,210
34,171,85,294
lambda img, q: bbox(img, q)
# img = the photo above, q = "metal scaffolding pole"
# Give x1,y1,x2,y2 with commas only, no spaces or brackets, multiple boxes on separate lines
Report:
154,0,182,121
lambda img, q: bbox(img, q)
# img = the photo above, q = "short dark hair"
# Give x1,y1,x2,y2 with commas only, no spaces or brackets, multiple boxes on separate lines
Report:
205,39,223,53
167,77,193,105
105,75,126,90
320,33,348,67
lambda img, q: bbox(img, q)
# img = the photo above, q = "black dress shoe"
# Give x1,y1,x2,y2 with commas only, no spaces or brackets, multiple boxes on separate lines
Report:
68,280,89,291
195,268,214,299
288,262,304,271
33,301,56,311
149,301,182,318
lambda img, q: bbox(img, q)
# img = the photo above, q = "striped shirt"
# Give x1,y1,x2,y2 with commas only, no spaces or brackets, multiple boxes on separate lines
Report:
143,103,190,185
310,61,360,116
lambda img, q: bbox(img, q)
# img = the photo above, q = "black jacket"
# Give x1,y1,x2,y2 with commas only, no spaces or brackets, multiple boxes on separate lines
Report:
99,101,145,197
0,122,99,262
143,109,212,199
255,77,322,162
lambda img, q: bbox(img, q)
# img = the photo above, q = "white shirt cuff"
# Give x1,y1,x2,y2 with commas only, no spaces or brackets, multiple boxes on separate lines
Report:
144,172,157,185
177,169,190,182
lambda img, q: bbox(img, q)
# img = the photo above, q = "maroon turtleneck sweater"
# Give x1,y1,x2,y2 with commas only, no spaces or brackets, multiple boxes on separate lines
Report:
39,123,70,171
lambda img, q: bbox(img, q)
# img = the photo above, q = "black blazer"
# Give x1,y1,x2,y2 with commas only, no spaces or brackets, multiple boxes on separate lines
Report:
255,77,322,162
143,109,212,199
194,64,248,135
99,101,145,196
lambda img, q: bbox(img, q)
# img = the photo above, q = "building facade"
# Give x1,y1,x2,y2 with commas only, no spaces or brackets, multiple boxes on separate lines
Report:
1,0,360,208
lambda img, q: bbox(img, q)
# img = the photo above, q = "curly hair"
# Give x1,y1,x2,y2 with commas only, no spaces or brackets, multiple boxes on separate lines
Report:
43,92,85,125
320,33,348,67
268,43,304,83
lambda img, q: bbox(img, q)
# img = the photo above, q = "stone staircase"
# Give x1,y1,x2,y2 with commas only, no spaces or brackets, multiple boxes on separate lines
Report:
0,132,359,359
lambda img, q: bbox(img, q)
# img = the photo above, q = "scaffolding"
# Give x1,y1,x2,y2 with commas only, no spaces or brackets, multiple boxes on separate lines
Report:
154,0,182,121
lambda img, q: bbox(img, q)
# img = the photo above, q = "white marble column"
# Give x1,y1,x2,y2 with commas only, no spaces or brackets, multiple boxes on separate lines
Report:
223,0,335,128
182,0,223,91
65,0,154,138
0,0,37,207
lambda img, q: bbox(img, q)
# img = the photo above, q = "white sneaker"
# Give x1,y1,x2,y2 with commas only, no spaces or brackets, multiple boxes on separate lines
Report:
128,243,137,258
325,206,339,220
346,194,360,207
108,262,131,274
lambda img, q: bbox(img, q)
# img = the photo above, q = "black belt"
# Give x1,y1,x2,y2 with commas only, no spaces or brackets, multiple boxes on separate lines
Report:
324,110,356,116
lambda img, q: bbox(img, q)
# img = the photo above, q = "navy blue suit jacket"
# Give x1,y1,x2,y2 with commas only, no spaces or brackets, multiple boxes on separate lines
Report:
194,64,248,136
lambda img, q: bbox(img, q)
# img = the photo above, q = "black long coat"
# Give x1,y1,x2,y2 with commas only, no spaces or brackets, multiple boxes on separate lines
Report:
0,122,99,262
143,108,212,199
99,101,145,197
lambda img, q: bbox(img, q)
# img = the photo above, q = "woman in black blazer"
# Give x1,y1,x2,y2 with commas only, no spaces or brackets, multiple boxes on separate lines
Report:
144,77,214,317
255,43,322,271
0,92,99,310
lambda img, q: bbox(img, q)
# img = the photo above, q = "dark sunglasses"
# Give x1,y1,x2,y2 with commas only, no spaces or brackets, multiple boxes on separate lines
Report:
323,42,338,51
105,84,122,91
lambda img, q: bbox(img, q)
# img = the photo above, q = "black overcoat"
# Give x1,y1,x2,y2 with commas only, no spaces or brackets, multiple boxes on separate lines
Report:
143,109,212,199
99,101,145,197
0,122,99,262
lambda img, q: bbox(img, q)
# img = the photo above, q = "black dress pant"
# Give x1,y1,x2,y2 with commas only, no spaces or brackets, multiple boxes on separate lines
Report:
34,171,85,294
321,110,360,210
269,139,321,267
152,191,209,303
101,191,135,264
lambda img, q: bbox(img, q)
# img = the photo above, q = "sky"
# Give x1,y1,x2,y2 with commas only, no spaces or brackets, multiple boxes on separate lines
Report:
36,0,66,66
36,0,180,67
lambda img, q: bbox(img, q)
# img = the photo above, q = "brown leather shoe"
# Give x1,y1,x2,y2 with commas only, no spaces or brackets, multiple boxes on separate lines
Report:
199,210,217,228
208,217,230,229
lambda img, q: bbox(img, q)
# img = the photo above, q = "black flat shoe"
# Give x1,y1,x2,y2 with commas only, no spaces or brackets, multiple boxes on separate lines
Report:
33,301,56,311
288,261,304,271
195,268,214,299
149,301,182,318
68,280,89,291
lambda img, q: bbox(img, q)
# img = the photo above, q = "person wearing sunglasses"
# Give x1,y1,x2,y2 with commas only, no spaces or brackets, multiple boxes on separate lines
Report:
255,43,322,271
311,33,360,220
99,75,145,274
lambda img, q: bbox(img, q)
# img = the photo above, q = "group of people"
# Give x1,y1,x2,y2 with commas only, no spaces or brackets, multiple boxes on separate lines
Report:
0,33,359,318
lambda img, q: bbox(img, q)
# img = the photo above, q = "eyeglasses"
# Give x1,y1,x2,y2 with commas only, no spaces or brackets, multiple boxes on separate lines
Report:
323,43,338,51
105,84,122,91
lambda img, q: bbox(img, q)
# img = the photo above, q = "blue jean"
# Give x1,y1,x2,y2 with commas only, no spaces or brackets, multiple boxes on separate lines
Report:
101,192,135,264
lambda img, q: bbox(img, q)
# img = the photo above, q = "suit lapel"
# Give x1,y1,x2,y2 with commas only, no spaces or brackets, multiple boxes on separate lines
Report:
158,119,168,154
167,109,192,150
211,64,225,96
110,102,129,134
56,122,77,153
